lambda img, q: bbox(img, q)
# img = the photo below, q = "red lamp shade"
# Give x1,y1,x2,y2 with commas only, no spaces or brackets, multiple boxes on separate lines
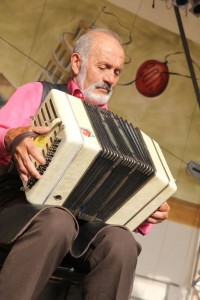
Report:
135,59,169,97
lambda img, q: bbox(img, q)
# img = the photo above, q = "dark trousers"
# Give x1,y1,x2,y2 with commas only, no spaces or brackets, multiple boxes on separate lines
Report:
0,207,141,300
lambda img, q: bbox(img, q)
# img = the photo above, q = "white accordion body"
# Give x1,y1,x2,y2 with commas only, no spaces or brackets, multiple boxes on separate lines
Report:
23,89,177,231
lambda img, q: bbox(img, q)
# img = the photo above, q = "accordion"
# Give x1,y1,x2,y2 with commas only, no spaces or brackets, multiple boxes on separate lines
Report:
23,89,177,231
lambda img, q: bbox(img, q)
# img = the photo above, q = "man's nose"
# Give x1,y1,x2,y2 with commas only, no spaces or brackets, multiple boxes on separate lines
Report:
103,71,117,86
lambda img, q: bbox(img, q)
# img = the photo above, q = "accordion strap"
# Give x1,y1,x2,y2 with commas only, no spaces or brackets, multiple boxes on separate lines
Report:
40,81,69,104
10,132,37,157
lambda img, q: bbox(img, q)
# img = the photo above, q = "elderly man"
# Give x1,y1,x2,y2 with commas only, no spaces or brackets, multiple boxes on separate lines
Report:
0,28,170,300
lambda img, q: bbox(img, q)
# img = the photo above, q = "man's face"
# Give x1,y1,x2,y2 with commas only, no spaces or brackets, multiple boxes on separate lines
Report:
74,33,125,106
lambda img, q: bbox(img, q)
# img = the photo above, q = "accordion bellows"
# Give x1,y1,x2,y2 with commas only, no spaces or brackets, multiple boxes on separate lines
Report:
23,90,177,231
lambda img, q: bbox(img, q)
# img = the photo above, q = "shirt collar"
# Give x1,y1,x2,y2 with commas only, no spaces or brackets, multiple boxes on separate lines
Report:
67,79,84,100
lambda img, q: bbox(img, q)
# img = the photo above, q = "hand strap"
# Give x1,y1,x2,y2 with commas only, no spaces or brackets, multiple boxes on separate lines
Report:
10,132,38,157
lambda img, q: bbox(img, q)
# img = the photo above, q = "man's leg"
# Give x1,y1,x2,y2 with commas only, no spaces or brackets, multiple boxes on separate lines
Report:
78,226,141,300
0,207,77,300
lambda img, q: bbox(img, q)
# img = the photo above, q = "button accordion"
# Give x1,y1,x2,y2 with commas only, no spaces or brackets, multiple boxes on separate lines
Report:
23,89,177,231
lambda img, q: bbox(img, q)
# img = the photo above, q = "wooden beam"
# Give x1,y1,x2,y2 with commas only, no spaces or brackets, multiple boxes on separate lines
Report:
167,197,200,228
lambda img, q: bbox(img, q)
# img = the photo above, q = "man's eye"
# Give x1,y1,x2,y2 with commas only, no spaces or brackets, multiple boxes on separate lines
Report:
99,66,106,70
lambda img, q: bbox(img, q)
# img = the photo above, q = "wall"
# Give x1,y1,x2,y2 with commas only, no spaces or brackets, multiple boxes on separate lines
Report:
131,220,199,300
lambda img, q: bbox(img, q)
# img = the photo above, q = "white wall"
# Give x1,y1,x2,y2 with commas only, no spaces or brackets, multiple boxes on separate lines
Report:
131,220,200,300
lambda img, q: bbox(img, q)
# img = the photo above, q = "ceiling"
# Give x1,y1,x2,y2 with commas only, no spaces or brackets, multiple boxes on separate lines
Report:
108,0,200,45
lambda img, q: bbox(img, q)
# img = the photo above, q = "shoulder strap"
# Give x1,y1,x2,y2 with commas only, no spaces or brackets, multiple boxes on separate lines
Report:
40,81,69,103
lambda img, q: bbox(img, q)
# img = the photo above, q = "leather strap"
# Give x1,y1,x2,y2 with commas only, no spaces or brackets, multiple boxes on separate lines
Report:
10,132,37,157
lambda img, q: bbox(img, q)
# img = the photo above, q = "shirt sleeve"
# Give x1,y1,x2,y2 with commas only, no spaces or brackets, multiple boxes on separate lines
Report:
135,222,153,235
0,82,43,166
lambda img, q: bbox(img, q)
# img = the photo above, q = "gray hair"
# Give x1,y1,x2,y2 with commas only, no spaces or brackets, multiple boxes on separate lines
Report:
73,27,123,62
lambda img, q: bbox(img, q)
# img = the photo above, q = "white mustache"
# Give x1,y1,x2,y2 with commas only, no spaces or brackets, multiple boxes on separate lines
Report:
95,82,112,94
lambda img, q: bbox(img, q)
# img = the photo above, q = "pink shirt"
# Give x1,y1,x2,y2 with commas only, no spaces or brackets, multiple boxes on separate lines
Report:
0,80,152,235
0,82,43,165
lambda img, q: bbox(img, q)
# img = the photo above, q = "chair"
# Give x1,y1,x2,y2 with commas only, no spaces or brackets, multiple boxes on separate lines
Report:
0,247,85,300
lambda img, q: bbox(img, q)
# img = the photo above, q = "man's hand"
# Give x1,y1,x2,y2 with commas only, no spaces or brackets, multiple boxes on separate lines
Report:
146,202,170,224
5,126,50,182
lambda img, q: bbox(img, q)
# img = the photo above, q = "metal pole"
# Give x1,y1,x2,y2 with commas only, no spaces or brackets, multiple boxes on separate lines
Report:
174,5,200,108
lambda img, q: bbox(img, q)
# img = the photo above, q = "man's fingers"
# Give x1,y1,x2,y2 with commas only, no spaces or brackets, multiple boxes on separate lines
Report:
17,156,41,181
146,202,170,224
14,140,45,181
31,126,51,135
6,126,51,180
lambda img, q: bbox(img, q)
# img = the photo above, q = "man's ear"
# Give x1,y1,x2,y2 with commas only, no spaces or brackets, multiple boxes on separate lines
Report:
71,53,81,75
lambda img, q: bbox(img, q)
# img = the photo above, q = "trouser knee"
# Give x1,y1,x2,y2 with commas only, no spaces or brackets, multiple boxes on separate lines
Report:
90,226,141,268
104,226,141,259
26,207,78,250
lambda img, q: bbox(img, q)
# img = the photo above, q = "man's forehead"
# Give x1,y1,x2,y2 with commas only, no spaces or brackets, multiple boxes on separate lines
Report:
90,35,124,59
88,52,124,70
